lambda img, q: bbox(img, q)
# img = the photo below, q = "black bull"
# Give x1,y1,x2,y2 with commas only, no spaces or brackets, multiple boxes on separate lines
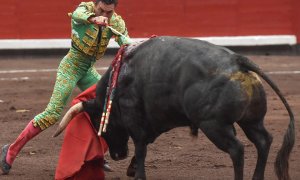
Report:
55,36,295,180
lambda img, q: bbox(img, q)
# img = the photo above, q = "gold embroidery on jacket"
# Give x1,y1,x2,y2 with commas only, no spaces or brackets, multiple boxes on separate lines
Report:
86,28,97,38
82,36,94,46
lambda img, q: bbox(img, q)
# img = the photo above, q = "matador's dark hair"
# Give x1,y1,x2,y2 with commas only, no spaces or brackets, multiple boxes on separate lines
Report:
96,0,118,6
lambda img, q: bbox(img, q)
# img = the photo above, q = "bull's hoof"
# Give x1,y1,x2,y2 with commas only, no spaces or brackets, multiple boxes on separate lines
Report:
1,144,11,175
126,157,136,177
126,164,136,177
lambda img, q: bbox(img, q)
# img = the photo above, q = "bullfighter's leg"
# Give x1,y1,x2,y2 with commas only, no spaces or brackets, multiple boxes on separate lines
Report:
1,120,41,175
1,48,98,174
33,49,96,130
238,120,272,180
77,65,101,91
78,65,116,172
199,120,244,180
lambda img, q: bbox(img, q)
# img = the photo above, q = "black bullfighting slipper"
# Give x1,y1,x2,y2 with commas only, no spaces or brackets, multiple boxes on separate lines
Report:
103,160,113,172
1,144,11,175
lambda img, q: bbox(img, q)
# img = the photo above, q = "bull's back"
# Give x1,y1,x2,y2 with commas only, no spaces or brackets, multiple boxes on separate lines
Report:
126,36,240,83
120,36,264,128
124,36,243,95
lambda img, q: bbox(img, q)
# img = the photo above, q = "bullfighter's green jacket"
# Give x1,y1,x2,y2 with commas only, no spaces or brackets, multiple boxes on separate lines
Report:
33,2,131,130
70,1,131,59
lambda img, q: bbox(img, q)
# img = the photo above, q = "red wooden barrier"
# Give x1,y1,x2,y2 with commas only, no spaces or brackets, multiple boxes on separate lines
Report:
0,0,298,42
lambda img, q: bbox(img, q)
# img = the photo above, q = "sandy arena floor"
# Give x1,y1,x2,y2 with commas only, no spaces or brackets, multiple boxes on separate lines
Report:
0,54,299,180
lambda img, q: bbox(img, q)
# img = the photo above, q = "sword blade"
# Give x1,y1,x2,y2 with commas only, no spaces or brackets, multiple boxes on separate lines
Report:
107,25,131,41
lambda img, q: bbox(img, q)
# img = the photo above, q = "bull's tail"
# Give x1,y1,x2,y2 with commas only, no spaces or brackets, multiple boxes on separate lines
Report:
237,55,295,180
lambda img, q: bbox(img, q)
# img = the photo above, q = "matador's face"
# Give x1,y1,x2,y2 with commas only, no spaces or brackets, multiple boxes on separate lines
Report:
95,1,115,20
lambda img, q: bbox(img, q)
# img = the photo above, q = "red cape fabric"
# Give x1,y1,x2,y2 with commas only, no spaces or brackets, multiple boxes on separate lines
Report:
55,84,108,180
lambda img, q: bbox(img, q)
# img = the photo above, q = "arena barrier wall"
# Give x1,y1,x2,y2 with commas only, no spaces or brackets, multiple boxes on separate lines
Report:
0,0,299,49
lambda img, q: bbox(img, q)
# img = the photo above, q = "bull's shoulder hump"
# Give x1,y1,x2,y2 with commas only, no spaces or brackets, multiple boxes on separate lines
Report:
149,36,220,50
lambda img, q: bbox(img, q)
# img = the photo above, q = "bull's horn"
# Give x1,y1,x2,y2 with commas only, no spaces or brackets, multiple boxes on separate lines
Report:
52,102,83,137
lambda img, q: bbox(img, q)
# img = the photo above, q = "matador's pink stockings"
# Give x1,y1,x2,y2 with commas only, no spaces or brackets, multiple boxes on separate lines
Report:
6,119,42,165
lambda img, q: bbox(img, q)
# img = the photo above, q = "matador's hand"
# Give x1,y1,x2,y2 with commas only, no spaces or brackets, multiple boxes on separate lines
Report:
89,16,108,26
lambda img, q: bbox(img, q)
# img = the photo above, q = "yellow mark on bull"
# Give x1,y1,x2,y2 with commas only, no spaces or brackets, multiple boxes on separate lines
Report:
230,71,262,98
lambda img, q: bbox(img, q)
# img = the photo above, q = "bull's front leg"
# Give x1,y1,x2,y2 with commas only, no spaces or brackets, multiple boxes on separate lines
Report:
126,156,137,177
133,141,147,180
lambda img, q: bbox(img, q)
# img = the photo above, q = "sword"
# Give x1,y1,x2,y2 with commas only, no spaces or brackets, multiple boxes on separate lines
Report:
98,22,132,42
107,25,129,39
